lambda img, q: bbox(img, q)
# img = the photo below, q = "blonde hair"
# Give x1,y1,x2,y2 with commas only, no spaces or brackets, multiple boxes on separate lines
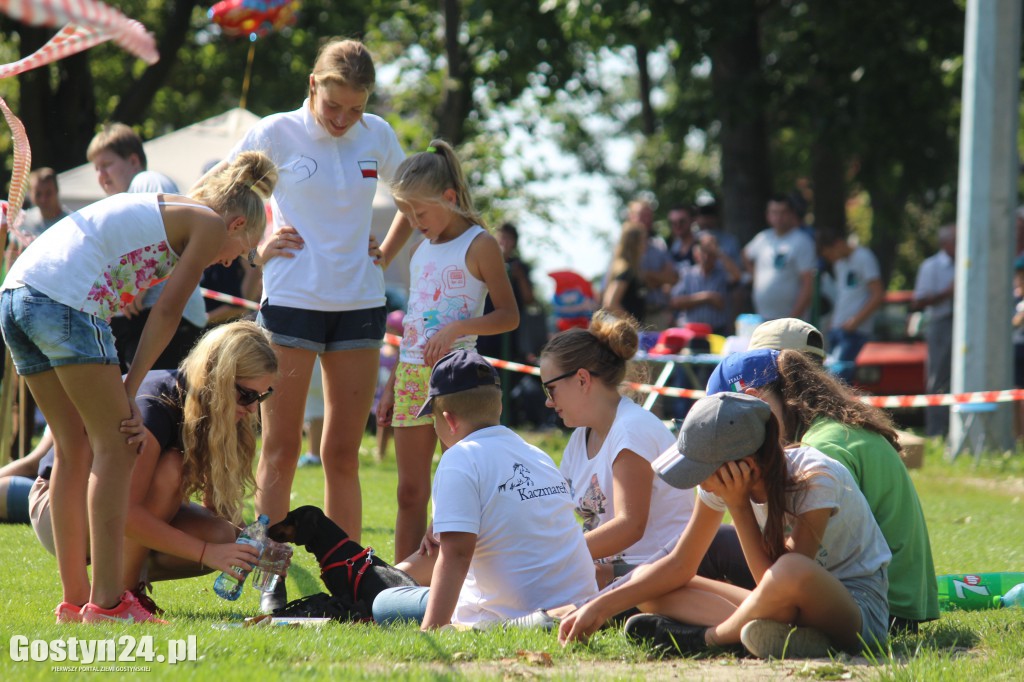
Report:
541,309,645,390
433,386,502,426
312,38,376,92
611,223,645,278
189,151,277,245
178,321,278,522
390,139,485,228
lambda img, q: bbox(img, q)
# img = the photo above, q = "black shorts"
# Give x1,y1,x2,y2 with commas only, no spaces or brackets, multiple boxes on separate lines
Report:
256,303,386,353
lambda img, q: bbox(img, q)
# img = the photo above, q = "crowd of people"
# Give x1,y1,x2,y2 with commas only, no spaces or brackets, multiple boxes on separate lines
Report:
0,35,952,661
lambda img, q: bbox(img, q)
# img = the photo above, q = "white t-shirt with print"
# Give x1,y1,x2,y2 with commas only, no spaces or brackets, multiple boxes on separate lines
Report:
431,425,598,626
698,446,891,582
228,102,405,311
830,246,881,334
560,397,694,564
744,228,817,320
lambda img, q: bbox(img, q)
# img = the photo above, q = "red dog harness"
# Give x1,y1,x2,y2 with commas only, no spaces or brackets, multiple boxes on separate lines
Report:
320,538,375,605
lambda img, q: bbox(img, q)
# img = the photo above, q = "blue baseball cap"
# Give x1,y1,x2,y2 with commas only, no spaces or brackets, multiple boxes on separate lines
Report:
705,349,781,395
416,350,501,417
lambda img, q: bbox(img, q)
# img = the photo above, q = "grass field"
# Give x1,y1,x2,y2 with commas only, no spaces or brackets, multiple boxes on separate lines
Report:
1,430,1022,680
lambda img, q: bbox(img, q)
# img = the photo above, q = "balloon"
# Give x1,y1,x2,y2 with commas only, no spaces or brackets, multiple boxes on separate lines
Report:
548,270,597,332
209,0,298,40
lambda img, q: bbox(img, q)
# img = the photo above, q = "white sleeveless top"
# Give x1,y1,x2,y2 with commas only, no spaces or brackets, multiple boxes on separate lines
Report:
1,194,202,322
400,225,489,365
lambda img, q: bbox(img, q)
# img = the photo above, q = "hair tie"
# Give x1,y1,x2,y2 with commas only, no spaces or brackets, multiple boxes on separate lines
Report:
426,146,437,153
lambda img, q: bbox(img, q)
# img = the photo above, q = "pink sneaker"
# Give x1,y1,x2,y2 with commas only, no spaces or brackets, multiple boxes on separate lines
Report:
55,602,84,624
81,591,169,625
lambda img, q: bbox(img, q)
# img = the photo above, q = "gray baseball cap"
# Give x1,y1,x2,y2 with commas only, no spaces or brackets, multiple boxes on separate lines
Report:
652,393,773,489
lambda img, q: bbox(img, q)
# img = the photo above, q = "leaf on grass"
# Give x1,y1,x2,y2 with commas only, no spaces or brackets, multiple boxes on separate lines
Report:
451,651,475,662
515,650,553,666
954,515,972,525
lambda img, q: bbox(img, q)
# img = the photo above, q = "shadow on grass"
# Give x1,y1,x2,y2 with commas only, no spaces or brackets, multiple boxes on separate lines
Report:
885,619,981,660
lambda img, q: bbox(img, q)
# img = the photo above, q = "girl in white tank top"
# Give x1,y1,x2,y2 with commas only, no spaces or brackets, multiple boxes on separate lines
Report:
376,140,520,563
0,153,276,624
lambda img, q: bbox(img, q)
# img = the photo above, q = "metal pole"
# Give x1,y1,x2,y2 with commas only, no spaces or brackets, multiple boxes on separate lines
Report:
951,0,1023,454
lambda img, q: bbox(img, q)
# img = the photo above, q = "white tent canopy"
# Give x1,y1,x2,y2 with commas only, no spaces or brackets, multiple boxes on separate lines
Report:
56,108,411,290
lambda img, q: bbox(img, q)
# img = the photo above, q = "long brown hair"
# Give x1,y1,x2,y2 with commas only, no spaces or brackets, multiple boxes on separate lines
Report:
752,413,801,562
766,349,902,453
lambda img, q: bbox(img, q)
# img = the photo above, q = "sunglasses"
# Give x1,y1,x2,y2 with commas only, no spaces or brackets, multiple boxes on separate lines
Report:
542,369,581,401
236,383,274,406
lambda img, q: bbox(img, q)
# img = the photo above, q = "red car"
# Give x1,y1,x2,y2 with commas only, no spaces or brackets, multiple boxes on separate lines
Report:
851,290,928,397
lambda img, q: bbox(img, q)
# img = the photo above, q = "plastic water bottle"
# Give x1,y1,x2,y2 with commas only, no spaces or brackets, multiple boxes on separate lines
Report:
936,572,1024,611
1001,583,1024,608
213,514,269,601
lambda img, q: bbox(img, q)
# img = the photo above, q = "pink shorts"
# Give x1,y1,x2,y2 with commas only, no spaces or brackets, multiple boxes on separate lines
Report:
392,362,434,428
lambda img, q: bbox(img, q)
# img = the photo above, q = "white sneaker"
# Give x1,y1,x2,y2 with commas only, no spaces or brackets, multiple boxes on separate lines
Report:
740,619,832,659
472,609,557,631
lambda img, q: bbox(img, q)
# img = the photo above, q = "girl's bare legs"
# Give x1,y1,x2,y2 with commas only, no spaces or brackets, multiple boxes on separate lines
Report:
25,371,93,607
636,573,750,628
319,348,379,542
256,345,316,525
706,553,863,651
34,365,139,609
392,423,438,561
121,449,235,584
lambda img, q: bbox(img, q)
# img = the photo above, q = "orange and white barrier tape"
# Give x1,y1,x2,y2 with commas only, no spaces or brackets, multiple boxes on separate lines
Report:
381,332,1024,406
200,287,260,311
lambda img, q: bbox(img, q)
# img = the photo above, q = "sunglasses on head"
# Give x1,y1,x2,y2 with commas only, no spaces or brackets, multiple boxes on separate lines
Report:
236,383,274,406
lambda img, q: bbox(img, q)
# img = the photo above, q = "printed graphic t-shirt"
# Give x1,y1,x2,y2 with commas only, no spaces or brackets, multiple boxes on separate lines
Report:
431,425,598,626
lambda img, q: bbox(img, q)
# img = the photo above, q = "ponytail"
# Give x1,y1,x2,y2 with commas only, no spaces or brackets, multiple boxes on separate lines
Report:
390,139,484,228
190,151,278,242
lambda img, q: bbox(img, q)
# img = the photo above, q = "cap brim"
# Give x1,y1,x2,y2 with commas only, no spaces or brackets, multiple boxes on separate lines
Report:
652,443,720,490
415,397,434,418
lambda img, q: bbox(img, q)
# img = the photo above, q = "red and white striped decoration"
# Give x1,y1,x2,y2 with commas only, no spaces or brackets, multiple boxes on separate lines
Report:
0,0,158,64
0,97,31,244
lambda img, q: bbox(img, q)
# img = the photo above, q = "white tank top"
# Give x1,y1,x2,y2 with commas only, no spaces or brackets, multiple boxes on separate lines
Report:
400,225,488,365
2,194,207,322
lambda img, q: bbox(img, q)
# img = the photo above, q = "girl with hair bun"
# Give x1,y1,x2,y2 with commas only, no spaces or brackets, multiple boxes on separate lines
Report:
27,320,279,619
0,152,277,623
540,309,713,588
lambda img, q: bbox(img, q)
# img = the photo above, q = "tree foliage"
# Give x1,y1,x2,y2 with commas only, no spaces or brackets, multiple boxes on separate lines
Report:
0,0,986,286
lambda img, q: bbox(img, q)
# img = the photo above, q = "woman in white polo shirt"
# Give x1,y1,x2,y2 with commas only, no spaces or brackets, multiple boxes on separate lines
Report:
202,40,408,612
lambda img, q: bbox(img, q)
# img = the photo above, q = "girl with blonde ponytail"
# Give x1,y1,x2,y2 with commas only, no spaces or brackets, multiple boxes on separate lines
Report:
1,149,276,623
377,139,519,562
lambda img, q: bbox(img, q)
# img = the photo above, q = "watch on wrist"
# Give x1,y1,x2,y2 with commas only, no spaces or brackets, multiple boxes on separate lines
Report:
247,247,259,268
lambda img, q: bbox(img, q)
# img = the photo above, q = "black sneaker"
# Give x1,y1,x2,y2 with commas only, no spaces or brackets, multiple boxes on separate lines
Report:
260,578,287,614
624,613,709,656
272,592,360,621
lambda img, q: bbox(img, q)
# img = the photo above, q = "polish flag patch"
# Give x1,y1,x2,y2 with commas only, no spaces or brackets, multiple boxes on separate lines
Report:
359,160,378,178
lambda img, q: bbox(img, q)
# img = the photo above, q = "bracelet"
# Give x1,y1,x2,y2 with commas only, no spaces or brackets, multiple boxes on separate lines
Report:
199,542,208,567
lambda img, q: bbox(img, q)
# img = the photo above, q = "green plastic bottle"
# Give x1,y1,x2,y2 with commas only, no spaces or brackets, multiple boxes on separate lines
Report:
936,572,1024,611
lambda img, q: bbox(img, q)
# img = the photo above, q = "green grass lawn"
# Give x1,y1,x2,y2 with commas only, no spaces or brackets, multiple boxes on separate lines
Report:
1,431,1022,680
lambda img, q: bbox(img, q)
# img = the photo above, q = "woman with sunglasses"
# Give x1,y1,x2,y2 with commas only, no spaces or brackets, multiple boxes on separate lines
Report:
538,310,696,588
27,321,278,618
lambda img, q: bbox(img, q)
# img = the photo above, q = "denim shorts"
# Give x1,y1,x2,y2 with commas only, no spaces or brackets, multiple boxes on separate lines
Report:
0,286,118,375
843,567,890,653
257,302,386,353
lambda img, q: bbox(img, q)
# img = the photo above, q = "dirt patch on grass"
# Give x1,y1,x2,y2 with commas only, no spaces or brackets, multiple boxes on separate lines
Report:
384,654,881,680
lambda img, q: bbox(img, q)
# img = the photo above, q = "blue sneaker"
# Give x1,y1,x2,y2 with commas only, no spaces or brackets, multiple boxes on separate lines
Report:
298,453,322,468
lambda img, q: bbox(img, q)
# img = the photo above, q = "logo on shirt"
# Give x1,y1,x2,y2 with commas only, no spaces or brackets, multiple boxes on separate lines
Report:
358,160,378,179
289,155,318,182
442,265,466,290
497,463,533,492
498,463,569,502
576,473,607,531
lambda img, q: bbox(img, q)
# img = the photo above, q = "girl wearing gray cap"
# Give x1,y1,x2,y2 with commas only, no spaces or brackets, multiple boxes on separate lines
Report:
557,392,891,660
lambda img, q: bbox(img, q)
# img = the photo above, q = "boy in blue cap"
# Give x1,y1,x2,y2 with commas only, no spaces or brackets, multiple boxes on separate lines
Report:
372,350,597,629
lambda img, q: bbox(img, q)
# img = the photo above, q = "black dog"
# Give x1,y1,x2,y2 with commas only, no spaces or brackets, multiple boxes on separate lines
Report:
268,505,417,620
